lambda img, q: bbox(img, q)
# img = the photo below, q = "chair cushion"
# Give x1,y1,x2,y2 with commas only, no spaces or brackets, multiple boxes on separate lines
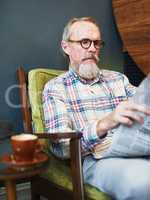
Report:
28,68,112,200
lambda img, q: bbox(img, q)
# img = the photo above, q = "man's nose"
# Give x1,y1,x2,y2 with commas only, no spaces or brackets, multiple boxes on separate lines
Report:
88,41,96,52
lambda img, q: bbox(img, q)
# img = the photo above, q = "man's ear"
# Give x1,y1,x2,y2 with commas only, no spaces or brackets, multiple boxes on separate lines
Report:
61,41,70,56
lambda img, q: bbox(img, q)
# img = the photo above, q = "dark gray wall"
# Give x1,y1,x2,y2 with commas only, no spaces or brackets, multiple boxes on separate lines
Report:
0,0,123,132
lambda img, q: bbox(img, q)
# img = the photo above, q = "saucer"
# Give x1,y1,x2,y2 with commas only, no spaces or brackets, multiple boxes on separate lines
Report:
1,152,49,170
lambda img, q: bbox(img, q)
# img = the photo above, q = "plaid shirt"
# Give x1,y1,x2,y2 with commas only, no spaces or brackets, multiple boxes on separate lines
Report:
43,68,136,158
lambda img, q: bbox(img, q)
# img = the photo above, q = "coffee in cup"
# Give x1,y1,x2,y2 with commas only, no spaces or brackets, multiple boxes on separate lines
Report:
11,133,38,162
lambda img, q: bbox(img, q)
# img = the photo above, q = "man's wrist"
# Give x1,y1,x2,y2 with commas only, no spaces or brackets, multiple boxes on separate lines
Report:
96,113,117,138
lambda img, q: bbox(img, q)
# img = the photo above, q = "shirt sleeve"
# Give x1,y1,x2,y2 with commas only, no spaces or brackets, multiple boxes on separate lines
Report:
43,81,72,158
122,74,137,97
43,82,72,133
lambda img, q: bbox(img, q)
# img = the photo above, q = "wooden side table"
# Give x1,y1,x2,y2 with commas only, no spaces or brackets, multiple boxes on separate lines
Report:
0,154,49,200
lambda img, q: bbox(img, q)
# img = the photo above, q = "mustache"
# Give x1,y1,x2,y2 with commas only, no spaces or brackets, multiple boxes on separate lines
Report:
82,54,99,62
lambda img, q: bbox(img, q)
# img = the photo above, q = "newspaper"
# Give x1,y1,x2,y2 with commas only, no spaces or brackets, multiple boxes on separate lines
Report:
101,73,150,158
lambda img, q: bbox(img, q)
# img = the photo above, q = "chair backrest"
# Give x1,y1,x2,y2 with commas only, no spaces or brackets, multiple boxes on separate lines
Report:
28,68,64,132
17,66,64,133
17,67,32,132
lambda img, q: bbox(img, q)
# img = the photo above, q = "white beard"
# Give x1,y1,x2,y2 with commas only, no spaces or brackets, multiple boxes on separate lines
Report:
78,63,100,80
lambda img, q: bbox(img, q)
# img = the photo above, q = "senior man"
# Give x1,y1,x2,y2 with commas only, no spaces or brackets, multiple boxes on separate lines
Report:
43,17,150,200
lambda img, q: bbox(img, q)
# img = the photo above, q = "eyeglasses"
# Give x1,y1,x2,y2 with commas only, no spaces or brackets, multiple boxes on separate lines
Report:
68,38,105,50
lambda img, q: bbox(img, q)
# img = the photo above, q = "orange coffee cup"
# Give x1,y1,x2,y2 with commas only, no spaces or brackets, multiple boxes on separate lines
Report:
11,133,38,162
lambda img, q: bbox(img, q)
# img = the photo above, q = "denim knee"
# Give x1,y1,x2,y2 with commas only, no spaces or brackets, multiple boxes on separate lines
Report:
121,173,150,200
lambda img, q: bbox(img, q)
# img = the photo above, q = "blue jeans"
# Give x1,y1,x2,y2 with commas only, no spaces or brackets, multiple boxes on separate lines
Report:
83,155,150,200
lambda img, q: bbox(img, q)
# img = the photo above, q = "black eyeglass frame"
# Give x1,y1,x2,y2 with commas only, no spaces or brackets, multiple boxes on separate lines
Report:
68,38,105,50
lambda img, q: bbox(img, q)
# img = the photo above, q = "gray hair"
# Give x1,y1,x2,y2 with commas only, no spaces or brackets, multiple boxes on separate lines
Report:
62,17,100,42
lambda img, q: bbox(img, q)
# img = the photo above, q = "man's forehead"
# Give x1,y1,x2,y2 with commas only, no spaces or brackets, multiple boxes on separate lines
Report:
69,21,101,39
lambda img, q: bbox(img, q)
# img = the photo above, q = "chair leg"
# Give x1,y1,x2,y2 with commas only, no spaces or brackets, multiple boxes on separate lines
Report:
31,193,41,200
31,179,41,200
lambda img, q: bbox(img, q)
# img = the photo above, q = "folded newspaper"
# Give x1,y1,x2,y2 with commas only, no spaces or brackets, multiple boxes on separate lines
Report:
94,73,150,159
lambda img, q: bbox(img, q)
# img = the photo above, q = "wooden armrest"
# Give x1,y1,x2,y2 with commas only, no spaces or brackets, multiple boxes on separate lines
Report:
33,131,82,140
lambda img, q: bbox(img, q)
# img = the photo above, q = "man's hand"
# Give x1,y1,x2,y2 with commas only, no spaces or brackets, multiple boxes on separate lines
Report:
97,101,150,138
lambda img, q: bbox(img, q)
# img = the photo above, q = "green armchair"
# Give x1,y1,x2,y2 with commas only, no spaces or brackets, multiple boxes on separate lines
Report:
17,66,112,200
